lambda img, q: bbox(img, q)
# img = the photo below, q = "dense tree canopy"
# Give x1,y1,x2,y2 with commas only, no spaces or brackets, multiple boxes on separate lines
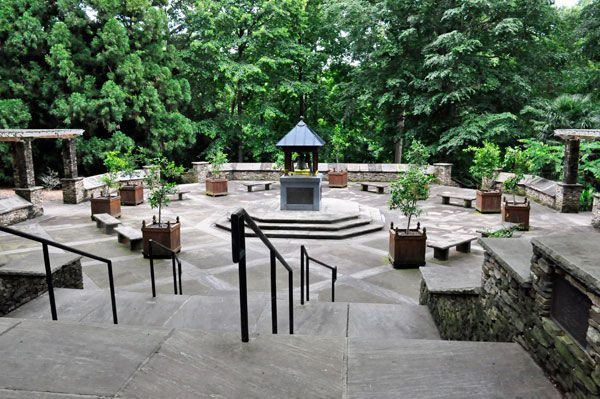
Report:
0,0,599,189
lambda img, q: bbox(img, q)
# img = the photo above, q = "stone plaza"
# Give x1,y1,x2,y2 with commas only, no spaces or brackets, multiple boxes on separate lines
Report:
0,177,598,398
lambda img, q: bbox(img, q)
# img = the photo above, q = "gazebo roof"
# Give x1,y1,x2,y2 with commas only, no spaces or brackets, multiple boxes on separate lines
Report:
554,129,600,140
277,118,325,148
0,129,84,142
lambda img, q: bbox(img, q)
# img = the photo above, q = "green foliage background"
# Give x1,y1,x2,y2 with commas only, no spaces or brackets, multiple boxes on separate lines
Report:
1,0,599,189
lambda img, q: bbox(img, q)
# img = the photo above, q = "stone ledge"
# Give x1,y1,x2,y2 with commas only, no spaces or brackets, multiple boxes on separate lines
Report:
419,266,481,295
0,252,82,276
0,195,31,214
479,237,533,285
532,233,600,296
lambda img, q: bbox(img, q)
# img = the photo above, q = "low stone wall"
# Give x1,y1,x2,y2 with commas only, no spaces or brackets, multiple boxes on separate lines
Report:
0,255,83,316
525,185,556,208
0,195,34,226
192,162,454,185
593,194,600,228
0,207,29,226
420,234,600,398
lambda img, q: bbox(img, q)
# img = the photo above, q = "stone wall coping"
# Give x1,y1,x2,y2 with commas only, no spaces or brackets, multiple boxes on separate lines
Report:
479,237,533,285
532,233,600,296
83,170,145,190
419,266,481,295
594,193,600,199
200,162,437,174
0,195,32,214
0,253,81,276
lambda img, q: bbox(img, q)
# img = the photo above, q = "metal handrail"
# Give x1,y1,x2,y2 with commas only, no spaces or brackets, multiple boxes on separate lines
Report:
231,208,293,343
0,224,118,324
300,245,337,304
148,239,183,297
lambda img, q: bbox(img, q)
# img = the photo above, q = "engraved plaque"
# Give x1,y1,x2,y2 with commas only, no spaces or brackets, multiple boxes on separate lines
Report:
287,187,314,205
552,276,591,347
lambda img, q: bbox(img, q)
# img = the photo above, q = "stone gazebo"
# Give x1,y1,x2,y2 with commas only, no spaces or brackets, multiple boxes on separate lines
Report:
554,129,600,213
277,117,325,211
0,129,85,219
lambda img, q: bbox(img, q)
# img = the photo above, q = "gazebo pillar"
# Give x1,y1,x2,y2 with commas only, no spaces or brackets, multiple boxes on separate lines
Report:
61,138,85,204
556,139,583,213
12,140,44,217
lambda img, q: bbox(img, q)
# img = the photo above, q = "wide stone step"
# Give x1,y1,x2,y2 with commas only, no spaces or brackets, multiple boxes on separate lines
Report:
7,288,438,339
0,318,561,398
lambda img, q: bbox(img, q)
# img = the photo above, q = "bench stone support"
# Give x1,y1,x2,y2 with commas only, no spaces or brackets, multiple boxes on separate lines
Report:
456,241,471,253
433,248,450,261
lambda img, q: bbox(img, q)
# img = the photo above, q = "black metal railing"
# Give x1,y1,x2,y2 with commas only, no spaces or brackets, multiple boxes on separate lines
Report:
231,208,293,343
148,239,183,297
300,245,337,304
0,224,118,324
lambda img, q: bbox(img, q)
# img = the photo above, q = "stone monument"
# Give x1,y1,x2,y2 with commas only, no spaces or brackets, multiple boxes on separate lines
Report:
277,117,325,211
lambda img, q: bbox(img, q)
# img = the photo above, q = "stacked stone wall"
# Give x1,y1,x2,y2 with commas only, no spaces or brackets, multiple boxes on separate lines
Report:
525,186,556,208
592,194,599,228
0,207,30,226
555,183,583,213
0,257,83,316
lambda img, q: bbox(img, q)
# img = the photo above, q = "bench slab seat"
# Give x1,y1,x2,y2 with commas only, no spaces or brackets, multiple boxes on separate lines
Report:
169,191,190,201
114,226,143,251
427,234,478,261
92,213,121,234
438,192,477,208
359,182,389,194
242,181,275,192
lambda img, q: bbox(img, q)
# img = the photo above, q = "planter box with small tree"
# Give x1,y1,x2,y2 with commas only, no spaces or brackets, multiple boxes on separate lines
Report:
502,147,532,230
465,141,502,213
206,148,229,196
328,125,349,188
388,166,432,268
118,147,144,205
141,155,184,257
91,151,122,220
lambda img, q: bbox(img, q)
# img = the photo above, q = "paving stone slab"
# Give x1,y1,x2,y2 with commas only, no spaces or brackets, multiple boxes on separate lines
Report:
347,303,440,340
0,318,20,335
347,339,561,399
0,319,170,396
0,389,103,398
7,288,107,321
119,330,345,399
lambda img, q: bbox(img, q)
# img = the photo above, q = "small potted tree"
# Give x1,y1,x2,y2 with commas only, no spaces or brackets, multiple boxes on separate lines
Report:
405,139,431,199
328,125,349,188
388,166,431,268
465,141,502,213
206,148,229,196
91,151,123,219
141,155,184,257
502,147,532,230
118,147,144,205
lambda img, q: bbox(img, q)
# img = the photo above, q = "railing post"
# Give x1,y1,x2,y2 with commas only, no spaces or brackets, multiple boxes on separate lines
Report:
149,240,156,298
107,259,118,324
332,267,337,302
300,246,305,305
289,271,294,335
231,210,249,343
306,256,310,302
42,243,58,321
178,259,183,295
172,253,178,295
270,250,277,334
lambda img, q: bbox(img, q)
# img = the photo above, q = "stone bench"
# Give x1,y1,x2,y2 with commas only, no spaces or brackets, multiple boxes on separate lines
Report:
438,192,476,208
169,191,190,201
427,235,478,261
114,226,143,251
92,213,121,234
242,181,275,192
359,182,388,194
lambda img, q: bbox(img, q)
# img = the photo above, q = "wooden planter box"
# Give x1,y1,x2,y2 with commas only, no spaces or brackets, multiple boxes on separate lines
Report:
475,190,502,213
206,178,228,197
502,198,530,231
388,223,427,268
142,220,181,258
90,195,121,220
328,170,348,188
120,184,144,205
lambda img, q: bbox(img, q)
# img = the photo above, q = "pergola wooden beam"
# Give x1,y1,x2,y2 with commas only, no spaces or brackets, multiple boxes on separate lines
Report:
554,129,600,141
0,129,84,141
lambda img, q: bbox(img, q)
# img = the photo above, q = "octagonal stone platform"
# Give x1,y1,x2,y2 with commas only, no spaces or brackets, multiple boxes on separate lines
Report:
215,198,384,239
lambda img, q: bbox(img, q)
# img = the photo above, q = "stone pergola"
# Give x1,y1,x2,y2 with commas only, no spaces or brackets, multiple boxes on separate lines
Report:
554,129,600,213
0,130,85,216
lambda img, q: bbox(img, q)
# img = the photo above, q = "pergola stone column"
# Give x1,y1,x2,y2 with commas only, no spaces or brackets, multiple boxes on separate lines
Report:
592,193,600,229
11,139,43,217
61,138,85,204
554,130,600,213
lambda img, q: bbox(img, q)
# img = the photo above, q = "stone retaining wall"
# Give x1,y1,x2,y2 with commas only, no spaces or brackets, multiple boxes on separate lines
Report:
0,207,29,226
192,162,454,185
525,185,556,208
420,236,600,398
0,257,83,316
593,194,600,228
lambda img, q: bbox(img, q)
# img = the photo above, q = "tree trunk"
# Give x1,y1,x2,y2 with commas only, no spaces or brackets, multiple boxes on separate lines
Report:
236,82,244,162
